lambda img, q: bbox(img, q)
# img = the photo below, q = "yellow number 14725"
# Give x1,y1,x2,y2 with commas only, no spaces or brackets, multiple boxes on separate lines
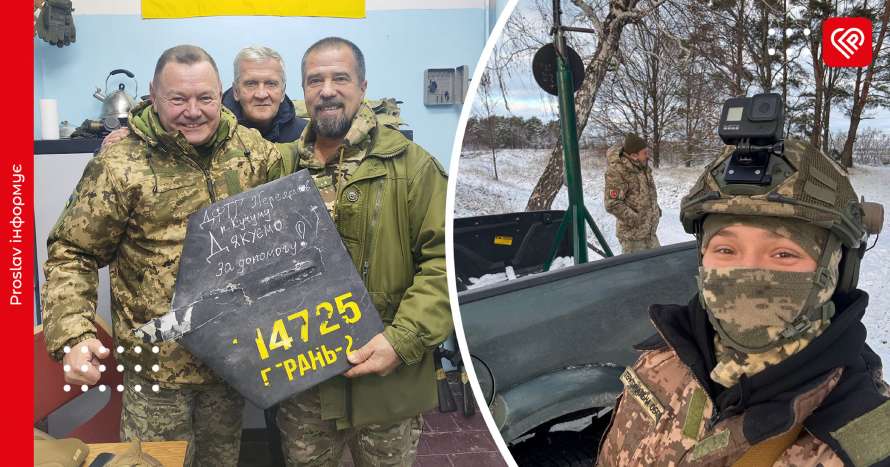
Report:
255,292,362,360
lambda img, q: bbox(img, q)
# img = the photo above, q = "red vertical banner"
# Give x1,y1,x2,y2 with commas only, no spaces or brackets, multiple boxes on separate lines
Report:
8,2,34,465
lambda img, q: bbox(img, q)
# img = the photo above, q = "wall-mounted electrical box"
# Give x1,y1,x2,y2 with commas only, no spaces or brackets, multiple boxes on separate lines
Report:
424,66,469,107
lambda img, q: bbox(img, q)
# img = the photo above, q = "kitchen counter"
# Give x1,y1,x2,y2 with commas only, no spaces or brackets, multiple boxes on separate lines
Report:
34,138,102,155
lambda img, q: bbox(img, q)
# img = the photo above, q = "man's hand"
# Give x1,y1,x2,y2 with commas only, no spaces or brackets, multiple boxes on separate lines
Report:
101,128,131,148
61,338,109,385
344,333,401,378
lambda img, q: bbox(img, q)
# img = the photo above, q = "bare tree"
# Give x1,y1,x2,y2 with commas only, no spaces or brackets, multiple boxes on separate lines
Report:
840,0,890,167
475,70,500,180
526,0,669,211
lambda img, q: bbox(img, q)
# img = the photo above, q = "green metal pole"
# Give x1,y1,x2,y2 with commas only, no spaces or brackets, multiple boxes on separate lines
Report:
583,207,614,257
554,31,587,264
543,211,571,271
543,0,613,269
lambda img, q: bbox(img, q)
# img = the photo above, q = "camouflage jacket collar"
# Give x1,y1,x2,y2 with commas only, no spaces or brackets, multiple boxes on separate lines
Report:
297,103,410,167
620,153,648,172
648,291,888,464
128,99,237,157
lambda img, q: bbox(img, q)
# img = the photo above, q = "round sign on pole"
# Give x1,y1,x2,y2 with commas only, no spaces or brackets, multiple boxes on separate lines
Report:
532,43,585,96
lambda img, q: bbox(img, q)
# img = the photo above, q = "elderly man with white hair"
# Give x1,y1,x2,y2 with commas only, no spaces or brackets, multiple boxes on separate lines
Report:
223,45,306,143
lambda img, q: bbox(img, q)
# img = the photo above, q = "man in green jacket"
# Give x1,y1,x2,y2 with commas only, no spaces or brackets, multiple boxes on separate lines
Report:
41,45,285,467
275,37,452,466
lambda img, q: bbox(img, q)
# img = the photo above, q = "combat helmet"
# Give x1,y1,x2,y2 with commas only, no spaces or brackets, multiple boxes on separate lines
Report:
681,94,883,295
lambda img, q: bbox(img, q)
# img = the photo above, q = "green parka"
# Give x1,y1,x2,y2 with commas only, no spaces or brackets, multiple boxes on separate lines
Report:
278,105,452,428
42,101,285,384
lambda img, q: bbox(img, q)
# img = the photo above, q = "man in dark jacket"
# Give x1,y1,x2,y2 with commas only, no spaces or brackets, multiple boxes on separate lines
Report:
222,46,305,466
223,45,306,143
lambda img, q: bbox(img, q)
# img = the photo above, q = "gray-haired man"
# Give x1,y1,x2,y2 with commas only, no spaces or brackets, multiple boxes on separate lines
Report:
224,45,306,143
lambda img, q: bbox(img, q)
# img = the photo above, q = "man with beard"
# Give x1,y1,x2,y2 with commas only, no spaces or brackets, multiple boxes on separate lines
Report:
604,133,661,254
274,37,452,466
595,139,890,466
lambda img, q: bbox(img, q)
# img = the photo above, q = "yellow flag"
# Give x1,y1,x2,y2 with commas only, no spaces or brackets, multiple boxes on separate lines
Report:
142,0,365,19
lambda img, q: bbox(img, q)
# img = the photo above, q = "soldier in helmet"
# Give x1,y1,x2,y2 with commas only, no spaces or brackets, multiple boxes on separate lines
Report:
604,133,661,254
596,138,889,466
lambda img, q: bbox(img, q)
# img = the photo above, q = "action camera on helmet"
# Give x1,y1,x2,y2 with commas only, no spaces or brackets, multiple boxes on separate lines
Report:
682,92,886,299
718,93,784,146
717,93,785,186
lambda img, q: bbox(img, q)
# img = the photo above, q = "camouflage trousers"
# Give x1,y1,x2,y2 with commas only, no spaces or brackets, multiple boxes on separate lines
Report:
277,387,423,467
619,234,660,254
119,371,244,467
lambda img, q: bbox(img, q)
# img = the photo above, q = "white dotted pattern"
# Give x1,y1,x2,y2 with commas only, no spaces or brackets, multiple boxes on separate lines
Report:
59,345,163,397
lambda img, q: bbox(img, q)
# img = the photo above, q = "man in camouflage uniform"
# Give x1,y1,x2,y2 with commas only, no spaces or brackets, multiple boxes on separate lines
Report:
41,45,285,467
274,37,452,466
103,45,305,147
604,133,661,254
596,139,890,466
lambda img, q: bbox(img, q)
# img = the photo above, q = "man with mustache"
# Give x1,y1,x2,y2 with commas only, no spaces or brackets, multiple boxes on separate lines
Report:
274,37,452,466
42,44,285,467
604,133,660,254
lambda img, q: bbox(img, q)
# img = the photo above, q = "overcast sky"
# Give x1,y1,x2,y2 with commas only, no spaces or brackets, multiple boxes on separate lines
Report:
475,0,890,133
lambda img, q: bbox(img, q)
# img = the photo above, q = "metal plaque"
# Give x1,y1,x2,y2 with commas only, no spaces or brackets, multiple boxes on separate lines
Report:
135,170,384,409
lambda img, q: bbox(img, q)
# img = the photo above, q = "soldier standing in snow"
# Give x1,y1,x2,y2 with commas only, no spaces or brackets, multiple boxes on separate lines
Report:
604,133,661,254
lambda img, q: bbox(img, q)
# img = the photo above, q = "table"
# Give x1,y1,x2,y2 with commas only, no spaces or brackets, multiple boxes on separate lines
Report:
84,441,188,466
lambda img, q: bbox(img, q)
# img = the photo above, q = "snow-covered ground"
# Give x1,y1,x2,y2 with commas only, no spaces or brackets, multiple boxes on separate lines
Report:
455,149,890,365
